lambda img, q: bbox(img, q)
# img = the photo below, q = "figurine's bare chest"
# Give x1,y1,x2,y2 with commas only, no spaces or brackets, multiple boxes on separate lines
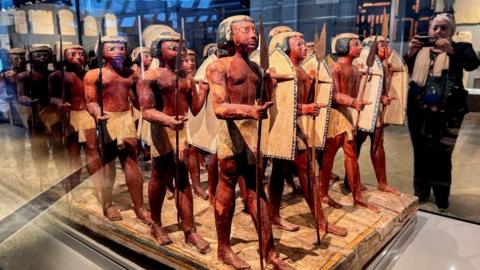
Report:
102,71,133,91
226,62,259,103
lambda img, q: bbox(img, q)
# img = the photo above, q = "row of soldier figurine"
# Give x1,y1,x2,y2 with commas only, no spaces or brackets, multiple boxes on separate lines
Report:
0,14,408,270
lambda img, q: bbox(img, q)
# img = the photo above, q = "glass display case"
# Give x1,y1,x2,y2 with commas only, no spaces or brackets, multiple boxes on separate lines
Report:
0,0,478,269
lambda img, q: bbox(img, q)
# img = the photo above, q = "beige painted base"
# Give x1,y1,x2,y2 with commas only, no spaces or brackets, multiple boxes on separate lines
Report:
53,171,417,270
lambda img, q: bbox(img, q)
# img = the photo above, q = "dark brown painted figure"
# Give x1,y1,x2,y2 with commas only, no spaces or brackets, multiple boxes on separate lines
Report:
137,35,210,253
49,45,103,202
182,49,210,200
344,39,400,196
1,48,26,101
84,38,151,223
17,47,60,190
268,33,347,236
319,34,378,211
17,47,53,130
207,16,292,270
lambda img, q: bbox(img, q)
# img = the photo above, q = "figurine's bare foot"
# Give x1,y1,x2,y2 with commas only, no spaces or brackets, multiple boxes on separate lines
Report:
193,187,209,201
151,223,173,245
331,173,341,182
377,184,401,196
104,205,123,221
186,230,210,254
321,222,347,237
354,198,380,213
273,216,299,232
340,183,351,195
321,196,343,209
135,208,153,225
218,248,251,270
267,256,294,270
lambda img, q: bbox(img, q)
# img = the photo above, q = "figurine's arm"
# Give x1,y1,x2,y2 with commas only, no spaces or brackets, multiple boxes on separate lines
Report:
331,63,368,111
207,60,272,120
49,72,70,110
137,71,185,129
16,72,32,104
297,72,323,116
84,70,105,121
188,75,208,116
130,72,140,110
263,68,277,103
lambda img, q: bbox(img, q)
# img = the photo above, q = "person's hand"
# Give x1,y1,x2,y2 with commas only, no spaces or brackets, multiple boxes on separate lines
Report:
96,114,109,123
265,68,278,87
432,38,454,54
381,95,395,106
406,36,424,58
352,99,371,111
18,95,32,105
58,102,71,112
266,67,277,78
4,70,15,78
168,115,187,130
250,101,274,120
303,103,326,116
199,81,209,93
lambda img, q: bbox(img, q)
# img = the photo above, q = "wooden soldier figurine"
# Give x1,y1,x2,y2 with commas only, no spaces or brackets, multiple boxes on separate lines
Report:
17,46,58,133
267,31,347,236
49,44,103,201
137,32,210,253
0,48,26,125
343,36,401,196
182,48,210,200
206,15,292,270
131,46,153,78
17,46,62,188
84,36,151,223
130,46,153,161
186,44,229,205
318,33,378,211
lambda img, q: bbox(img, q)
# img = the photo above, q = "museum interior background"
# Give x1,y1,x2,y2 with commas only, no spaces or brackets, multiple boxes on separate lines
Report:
0,0,479,268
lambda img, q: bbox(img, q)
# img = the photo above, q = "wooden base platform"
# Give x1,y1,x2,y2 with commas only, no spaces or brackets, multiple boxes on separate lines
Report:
53,172,417,270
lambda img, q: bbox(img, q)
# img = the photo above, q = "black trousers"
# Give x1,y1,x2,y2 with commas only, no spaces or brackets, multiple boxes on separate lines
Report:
407,90,464,209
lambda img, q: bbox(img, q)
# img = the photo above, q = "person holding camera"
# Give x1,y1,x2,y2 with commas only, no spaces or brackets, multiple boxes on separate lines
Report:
404,12,480,210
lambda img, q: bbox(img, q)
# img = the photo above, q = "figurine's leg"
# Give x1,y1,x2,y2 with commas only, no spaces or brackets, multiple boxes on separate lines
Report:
343,130,368,194
371,126,400,195
149,155,172,245
119,138,151,224
285,161,302,194
85,128,103,204
241,159,293,270
208,154,219,205
238,175,249,214
319,136,343,208
269,159,299,232
176,150,210,254
294,150,347,236
65,133,83,202
30,132,50,191
343,136,379,212
51,122,68,176
215,157,250,269
187,145,208,200
101,142,122,221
